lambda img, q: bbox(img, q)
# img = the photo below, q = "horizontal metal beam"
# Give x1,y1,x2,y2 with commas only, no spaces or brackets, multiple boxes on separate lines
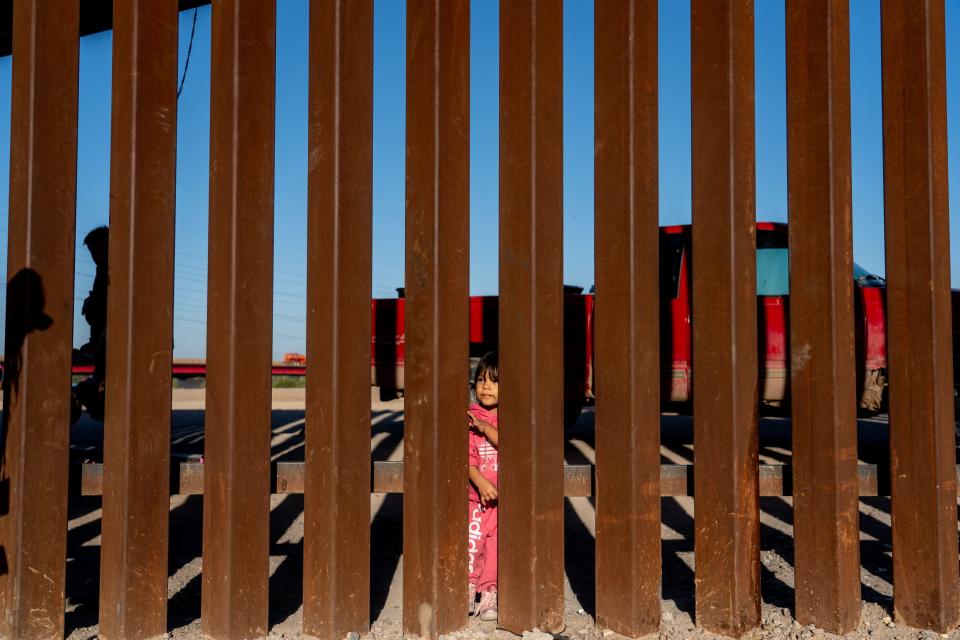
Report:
77,461,924,497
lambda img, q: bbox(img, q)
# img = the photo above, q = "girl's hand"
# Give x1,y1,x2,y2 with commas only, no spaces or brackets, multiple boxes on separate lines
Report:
477,478,499,506
468,411,496,436
468,410,499,448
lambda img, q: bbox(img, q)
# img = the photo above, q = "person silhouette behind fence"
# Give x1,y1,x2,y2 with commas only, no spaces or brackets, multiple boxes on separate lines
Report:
71,226,108,422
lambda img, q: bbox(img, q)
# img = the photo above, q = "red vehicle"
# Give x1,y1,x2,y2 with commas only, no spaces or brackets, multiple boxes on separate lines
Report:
283,352,307,366
371,288,593,421
371,222,894,415
658,222,888,411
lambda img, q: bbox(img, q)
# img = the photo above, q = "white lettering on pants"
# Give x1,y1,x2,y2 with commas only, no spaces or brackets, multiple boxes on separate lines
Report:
468,505,483,575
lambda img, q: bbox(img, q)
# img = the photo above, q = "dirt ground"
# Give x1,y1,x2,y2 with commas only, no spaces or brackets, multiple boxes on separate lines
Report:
61,389,953,640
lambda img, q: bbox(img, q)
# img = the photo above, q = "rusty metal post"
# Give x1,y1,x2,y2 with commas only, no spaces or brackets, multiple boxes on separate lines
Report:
97,1,178,638
499,0,565,633
785,1,860,633
402,1,470,638
690,1,760,636
593,0,660,636
302,1,374,637
881,0,960,632
0,2,79,638
200,1,276,637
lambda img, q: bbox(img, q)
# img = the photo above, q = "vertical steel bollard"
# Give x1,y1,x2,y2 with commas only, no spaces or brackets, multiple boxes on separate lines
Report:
402,1,471,638
499,0,565,633
201,1,276,637
690,0,760,636
303,1,374,637
98,1,178,638
0,1,79,638
881,0,960,632
594,0,661,636
785,1,861,634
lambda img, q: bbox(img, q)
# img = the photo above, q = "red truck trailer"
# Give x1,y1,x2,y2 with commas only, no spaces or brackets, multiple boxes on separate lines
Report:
371,221,900,416
658,222,888,411
371,288,592,424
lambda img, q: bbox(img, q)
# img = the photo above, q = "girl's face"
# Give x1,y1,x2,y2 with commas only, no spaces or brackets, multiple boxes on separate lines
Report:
475,371,499,410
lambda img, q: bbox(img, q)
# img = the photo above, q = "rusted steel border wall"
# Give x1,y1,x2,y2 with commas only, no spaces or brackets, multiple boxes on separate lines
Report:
594,0,661,637
1,2,957,639
498,0,566,634
303,1,374,637
98,1,179,638
402,0,471,637
785,1,860,634
881,0,959,633
0,2,79,638
690,0,761,636
200,2,276,638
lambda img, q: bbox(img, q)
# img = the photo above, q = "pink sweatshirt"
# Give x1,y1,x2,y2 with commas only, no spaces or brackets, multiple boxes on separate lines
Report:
468,402,499,504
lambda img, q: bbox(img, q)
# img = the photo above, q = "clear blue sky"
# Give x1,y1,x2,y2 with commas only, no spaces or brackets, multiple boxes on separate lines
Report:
0,1,958,359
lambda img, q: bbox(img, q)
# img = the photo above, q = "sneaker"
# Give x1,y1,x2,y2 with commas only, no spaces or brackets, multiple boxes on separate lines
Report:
475,589,497,621
468,583,477,614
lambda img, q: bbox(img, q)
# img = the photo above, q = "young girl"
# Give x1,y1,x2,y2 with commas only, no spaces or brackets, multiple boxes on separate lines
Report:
468,351,499,621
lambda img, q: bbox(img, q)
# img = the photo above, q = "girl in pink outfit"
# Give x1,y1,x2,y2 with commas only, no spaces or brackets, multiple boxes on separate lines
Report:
468,351,500,621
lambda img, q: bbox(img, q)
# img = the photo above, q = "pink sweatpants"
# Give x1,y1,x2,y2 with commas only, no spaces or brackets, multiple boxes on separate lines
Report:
468,501,498,593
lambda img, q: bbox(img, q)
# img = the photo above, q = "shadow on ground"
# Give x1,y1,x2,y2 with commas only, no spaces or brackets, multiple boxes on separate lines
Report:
62,405,904,635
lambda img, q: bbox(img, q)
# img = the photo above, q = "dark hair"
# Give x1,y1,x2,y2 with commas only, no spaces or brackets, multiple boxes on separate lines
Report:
473,351,499,389
83,225,109,249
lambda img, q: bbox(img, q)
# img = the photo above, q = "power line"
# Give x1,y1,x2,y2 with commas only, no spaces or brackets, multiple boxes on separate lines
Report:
177,9,199,100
